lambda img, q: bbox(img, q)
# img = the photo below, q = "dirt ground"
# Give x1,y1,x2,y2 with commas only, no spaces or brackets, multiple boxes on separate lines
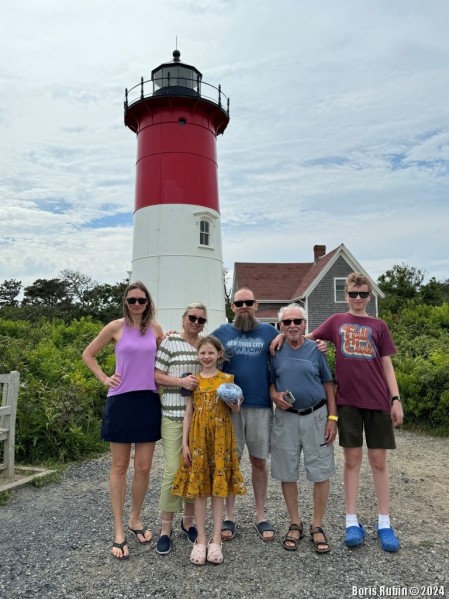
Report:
384,429,449,547
1,426,448,599
2,427,448,547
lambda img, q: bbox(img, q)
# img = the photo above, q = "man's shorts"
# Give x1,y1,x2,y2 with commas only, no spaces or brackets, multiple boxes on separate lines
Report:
270,404,336,483
231,407,272,460
338,405,396,449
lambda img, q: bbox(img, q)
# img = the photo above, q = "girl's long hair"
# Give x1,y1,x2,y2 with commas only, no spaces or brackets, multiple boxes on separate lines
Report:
123,281,156,334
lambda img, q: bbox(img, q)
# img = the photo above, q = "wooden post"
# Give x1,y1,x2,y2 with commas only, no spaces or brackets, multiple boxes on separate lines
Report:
0,371,20,479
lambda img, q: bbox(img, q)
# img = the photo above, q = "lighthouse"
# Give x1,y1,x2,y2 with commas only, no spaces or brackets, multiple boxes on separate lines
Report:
124,50,230,331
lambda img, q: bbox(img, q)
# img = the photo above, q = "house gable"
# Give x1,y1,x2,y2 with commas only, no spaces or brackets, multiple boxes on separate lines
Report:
232,244,382,327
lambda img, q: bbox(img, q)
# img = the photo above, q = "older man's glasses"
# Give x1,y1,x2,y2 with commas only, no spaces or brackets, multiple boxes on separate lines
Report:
347,291,370,299
282,318,304,326
233,299,256,307
126,297,148,305
188,315,207,324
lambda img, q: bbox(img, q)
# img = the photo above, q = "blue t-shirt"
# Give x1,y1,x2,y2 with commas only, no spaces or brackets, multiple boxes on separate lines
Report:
212,322,278,408
270,339,332,410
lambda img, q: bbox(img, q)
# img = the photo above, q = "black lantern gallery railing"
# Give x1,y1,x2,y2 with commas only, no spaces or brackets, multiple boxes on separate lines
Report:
124,75,230,118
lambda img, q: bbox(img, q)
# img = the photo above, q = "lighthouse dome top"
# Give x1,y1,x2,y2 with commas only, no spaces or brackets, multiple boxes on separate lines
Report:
152,50,202,97
124,49,230,131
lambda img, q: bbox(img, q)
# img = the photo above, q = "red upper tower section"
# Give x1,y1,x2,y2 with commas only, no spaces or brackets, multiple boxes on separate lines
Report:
124,50,230,213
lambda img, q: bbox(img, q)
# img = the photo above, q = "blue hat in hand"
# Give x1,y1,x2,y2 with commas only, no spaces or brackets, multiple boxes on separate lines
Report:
217,383,243,406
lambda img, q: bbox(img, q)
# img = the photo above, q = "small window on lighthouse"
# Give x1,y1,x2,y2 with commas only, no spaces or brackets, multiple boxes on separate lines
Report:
200,219,210,246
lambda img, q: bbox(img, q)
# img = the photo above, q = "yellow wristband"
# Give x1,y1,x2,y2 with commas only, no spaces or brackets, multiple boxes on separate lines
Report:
328,415,338,422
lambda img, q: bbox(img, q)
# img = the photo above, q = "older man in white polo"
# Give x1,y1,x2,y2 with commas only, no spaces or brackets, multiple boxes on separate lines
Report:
270,303,338,553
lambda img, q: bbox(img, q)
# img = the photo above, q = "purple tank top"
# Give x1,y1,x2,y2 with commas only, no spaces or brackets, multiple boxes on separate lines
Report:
107,324,157,396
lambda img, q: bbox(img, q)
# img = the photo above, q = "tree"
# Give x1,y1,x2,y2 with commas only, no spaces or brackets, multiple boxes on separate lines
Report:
419,278,449,306
223,267,233,322
23,278,71,307
378,264,425,314
60,269,96,308
0,279,22,307
82,281,128,322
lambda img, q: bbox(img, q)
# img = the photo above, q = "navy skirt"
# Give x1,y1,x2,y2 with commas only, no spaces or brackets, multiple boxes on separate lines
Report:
101,390,161,443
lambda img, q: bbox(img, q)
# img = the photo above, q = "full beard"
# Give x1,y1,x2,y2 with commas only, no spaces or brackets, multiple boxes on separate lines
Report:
234,313,259,332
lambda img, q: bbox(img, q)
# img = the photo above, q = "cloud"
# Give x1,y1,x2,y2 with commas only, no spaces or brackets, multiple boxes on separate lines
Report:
1,0,448,290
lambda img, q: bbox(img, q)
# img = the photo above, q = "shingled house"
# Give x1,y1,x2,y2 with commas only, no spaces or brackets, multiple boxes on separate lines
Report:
232,244,384,330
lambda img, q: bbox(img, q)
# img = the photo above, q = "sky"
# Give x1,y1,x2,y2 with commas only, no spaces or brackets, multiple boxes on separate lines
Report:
1,0,448,293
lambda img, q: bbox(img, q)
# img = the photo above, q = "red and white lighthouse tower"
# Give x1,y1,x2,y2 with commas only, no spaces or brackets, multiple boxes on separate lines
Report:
124,50,230,330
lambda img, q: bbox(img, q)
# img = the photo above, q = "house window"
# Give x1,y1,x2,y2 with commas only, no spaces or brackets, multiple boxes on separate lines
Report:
199,219,210,246
335,278,346,302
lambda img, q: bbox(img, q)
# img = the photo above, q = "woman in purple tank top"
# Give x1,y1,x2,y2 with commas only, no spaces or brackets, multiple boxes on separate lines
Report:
83,281,164,560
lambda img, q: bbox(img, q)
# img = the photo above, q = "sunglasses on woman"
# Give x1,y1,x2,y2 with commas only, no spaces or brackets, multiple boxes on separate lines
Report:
188,314,207,324
126,297,148,305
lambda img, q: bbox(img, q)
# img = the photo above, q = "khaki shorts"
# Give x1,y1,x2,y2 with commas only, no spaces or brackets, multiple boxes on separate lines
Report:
271,405,336,483
338,405,396,449
231,407,272,459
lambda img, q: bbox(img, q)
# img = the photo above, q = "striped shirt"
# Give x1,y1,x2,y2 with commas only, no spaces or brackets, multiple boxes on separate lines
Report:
155,333,201,421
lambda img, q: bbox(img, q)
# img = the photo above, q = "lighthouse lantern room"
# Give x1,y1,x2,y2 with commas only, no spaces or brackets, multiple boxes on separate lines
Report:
124,50,230,330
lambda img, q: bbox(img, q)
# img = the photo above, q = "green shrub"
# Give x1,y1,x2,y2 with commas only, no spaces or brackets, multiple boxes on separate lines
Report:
1,317,113,463
387,304,449,434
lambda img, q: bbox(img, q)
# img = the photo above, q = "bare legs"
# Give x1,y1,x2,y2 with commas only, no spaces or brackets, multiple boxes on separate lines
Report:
223,455,273,540
343,446,390,515
281,481,300,548
251,456,270,528
281,480,329,548
193,496,223,544
161,502,195,537
368,448,390,514
109,442,155,557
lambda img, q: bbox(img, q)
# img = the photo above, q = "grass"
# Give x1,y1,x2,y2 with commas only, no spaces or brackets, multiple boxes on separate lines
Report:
403,423,449,437
0,490,11,506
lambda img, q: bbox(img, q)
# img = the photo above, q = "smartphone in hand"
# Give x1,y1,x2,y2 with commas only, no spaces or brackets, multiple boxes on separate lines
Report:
180,372,193,396
283,390,296,405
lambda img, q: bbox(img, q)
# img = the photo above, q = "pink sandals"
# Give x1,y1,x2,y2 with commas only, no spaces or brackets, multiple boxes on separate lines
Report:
207,539,223,564
190,541,207,565
190,538,224,565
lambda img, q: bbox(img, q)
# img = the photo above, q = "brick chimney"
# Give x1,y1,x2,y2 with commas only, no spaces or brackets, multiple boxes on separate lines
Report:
313,245,326,262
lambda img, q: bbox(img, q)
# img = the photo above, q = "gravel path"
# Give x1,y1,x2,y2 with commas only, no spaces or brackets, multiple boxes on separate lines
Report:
0,429,448,599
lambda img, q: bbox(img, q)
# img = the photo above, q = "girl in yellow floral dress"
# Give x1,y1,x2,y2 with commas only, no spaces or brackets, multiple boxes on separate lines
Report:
172,336,246,565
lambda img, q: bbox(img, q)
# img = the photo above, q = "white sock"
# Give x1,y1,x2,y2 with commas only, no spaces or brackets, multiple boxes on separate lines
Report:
346,514,359,528
378,514,391,529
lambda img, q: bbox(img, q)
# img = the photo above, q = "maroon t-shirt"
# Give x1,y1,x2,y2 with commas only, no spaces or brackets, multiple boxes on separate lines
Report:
313,313,396,411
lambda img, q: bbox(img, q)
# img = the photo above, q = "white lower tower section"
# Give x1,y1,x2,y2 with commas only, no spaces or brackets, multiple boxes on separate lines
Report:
131,204,226,332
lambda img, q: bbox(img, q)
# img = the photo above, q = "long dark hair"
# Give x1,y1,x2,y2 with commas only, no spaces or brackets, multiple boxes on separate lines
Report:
123,281,156,334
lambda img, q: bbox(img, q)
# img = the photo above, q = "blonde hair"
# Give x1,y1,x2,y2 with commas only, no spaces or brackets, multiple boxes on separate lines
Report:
182,302,208,318
345,272,372,293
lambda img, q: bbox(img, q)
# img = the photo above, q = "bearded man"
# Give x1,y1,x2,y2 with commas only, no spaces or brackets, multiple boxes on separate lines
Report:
212,288,278,542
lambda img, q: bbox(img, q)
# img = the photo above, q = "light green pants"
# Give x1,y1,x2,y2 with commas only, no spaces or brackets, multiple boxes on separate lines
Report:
159,416,194,513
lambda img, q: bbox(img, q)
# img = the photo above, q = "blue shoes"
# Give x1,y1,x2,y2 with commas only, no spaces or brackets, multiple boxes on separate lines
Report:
377,525,400,552
345,524,365,548
345,523,400,551
156,531,172,555
181,519,198,544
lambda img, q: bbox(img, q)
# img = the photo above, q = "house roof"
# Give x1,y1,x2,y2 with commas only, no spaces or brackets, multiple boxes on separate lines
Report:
233,244,384,305
291,246,339,298
233,262,312,300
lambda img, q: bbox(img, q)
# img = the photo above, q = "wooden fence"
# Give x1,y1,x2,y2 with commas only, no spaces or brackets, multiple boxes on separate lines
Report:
0,371,20,479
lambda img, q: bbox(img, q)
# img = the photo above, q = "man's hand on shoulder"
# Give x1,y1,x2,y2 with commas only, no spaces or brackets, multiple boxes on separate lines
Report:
269,333,284,356
315,339,328,354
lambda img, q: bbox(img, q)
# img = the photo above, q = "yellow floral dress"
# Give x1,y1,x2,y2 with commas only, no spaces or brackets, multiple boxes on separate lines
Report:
172,372,246,498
